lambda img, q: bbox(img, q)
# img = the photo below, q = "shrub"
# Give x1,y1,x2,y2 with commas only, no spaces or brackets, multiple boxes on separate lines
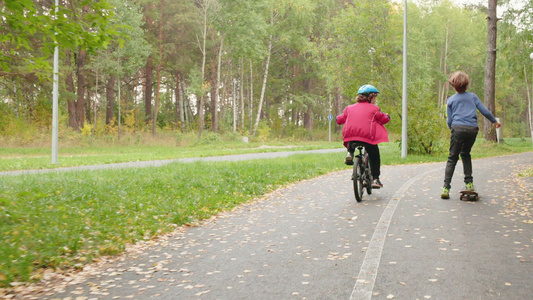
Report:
406,98,448,155
194,132,223,145
80,124,93,136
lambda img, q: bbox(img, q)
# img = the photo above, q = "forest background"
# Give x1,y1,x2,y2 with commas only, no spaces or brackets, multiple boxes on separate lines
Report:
2,0,533,290
1,0,532,155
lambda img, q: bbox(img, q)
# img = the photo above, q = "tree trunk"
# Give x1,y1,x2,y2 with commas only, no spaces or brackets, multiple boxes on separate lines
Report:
249,59,254,135
334,86,342,133
438,27,450,108
133,72,140,132
91,68,99,144
232,65,237,133
144,57,153,124
12,80,18,118
153,64,161,135
210,56,217,133
303,78,312,131
105,76,115,124
304,109,312,131
85,87,92,126
483,0,498,142
216,36,224,133
252,34,272,135
240,58,245,131
211,32,222,133
181,80,191,129
65,49,78,130
219,58,230,125
75,48,87,131
183,80,193,129
197,0,212,138
524,66,533,146
117,50,122,140
175,72,185,132
153,0,163,136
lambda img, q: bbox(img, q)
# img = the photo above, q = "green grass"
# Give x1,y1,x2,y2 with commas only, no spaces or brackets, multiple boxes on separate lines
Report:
0,153,344,286
0,137,531,287
0,140,339,172
382,137,532,164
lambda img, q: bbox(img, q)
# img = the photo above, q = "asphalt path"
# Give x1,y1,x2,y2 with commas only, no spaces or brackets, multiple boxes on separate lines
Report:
8,151,533,300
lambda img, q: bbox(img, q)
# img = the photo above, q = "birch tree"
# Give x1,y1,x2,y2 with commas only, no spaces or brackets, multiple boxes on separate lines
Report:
195,0,218,138
152,0,163,136
252,32,273,136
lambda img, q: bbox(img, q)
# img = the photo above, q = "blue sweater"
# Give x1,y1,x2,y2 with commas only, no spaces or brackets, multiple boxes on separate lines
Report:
446,92,497,129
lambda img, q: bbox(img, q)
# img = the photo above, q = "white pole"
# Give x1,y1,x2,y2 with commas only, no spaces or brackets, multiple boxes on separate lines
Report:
329,114,332,142
51,0,59,164
401,0,408,158
117,49,121,140
495,117,501,143
529,53,533,147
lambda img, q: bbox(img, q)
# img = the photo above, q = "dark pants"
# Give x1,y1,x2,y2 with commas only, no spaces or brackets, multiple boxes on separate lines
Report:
443,125,479,189
348,141,381,179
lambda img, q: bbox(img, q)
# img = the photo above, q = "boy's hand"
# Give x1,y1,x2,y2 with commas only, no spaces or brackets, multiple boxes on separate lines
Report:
493,122,501,129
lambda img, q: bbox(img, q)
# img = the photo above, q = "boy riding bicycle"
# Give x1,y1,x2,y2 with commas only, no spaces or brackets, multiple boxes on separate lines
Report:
336,84,390,188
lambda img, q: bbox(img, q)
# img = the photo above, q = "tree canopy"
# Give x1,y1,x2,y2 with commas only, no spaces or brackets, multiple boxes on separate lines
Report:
0,0,532,153
0,0,118,77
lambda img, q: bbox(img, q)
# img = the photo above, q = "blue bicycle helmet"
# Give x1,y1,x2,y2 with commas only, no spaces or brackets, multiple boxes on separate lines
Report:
357,84,379,95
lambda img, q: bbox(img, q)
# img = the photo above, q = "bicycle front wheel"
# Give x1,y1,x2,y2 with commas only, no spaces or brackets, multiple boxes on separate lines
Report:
353,156,364,202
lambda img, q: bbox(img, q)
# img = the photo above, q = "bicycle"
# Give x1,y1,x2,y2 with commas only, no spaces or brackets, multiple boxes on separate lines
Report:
349,142,373,202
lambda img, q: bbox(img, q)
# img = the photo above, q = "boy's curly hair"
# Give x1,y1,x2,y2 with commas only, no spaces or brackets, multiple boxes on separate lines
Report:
448,71,470,93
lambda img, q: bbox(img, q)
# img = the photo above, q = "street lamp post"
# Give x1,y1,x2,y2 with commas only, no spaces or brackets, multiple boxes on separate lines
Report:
524,52,533,145
401,0,408,158
51,0,59,164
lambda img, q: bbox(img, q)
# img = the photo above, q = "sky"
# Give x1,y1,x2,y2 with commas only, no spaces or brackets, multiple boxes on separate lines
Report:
406,0,528,17
452,0,527,17
451,0,527,9
454,0,488,5
451,0,483,5
432,0,526,7
455,0,527,6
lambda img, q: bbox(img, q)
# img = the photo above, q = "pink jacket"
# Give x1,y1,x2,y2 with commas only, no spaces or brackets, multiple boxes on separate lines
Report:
336,102,390,147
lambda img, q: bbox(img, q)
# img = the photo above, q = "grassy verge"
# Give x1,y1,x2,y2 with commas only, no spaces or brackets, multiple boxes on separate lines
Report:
379,137,532,165
0,138,530,287
0,153,344,287
0,140,339,172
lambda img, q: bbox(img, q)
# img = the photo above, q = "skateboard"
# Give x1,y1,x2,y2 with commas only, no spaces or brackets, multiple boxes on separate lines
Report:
459,190,479,201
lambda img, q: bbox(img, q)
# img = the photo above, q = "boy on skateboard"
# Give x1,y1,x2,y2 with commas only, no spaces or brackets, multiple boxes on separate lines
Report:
441,71,501,199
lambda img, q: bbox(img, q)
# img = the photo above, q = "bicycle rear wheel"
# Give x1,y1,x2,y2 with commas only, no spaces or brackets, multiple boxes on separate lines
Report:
365,153,373,195
353,156,364,202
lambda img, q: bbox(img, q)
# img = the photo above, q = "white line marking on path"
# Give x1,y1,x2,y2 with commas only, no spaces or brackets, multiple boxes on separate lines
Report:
350,168,439,300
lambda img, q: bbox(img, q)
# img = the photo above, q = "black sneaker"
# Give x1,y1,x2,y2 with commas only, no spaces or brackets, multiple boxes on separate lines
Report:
372,179,383,189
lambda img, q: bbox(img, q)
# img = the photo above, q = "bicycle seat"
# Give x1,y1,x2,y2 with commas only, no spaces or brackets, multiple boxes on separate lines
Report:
348,141,367,149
